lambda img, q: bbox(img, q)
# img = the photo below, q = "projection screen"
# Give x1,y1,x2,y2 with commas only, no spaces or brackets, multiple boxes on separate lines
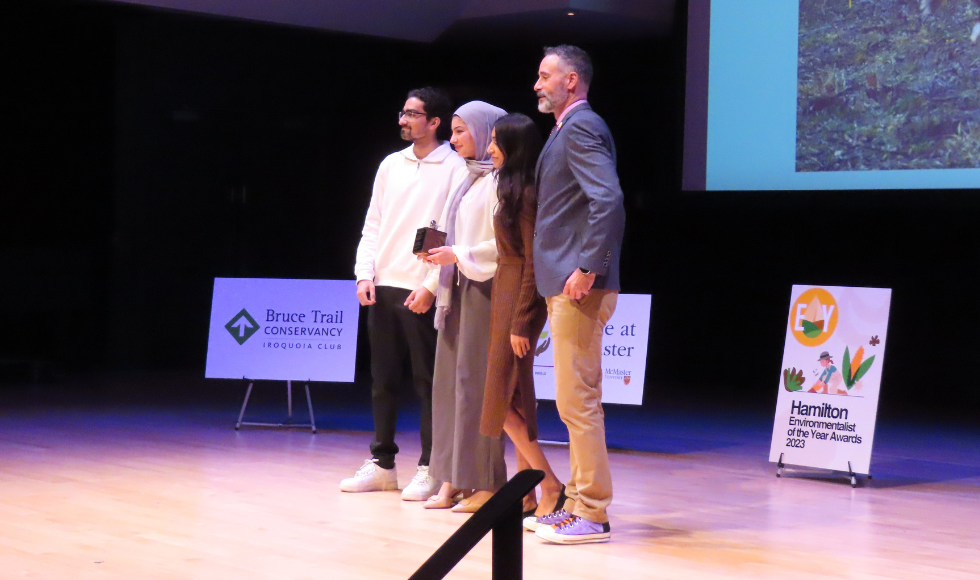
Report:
684,0,980,191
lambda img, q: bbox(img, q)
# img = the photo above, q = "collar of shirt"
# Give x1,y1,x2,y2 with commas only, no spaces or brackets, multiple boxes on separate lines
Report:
400,141,455,163
556,99,588,126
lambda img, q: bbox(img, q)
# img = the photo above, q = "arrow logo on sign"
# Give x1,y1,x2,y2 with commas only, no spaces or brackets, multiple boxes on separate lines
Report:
230,317,254,337
224,309,260,345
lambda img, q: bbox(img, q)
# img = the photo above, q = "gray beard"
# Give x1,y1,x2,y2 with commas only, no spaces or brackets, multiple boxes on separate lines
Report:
537,88,568,114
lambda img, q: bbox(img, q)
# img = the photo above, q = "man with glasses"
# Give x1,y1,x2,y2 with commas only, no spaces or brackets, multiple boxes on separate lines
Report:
345,88,463,500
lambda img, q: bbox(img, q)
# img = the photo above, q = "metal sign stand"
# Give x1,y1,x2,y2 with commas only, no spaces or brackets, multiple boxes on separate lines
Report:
235,379,317,433
776,453,871,487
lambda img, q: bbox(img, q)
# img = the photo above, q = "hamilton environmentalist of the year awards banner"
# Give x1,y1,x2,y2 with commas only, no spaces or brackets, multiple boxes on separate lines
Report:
769,285,891,475
205,278,359,382
532,294,651,406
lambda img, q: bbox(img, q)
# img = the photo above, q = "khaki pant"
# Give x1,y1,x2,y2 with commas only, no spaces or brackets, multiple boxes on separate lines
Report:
546,290,617,524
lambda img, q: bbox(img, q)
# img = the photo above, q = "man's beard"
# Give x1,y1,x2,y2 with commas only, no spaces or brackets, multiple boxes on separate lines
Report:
400,126,413,141
537,86,568,113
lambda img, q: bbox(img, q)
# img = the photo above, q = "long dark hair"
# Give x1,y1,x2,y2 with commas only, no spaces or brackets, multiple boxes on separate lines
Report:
494,113,544,229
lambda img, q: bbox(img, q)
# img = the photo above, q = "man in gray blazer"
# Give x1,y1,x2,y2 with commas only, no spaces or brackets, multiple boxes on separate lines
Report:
529,45,625,545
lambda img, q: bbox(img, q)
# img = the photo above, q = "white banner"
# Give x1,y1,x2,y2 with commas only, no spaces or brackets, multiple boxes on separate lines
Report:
532,293,651,405
769,285,891,474
205,278,360,382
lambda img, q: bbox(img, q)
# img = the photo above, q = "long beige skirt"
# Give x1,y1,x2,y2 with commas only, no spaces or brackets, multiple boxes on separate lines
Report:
429,270,507,491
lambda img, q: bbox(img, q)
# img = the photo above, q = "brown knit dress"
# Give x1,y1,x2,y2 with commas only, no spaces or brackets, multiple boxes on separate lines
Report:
479,194,548,440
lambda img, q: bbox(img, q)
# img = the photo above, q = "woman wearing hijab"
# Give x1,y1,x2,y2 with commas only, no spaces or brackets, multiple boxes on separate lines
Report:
480,113,567,525
422,101,508,512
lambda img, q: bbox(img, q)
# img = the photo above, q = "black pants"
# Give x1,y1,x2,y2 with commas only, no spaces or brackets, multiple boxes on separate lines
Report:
368,285,437,469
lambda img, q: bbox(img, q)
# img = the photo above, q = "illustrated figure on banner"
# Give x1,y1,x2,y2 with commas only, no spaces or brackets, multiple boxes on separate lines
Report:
809,351,840,394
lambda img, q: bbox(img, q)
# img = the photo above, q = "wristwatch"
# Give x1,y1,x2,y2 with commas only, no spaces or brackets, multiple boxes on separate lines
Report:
578,267,592,275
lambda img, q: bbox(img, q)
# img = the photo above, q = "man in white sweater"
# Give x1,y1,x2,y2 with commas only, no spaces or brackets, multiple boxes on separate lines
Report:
342,88,465,500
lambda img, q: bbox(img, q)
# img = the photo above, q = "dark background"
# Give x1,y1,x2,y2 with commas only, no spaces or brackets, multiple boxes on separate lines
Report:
3,0,978,423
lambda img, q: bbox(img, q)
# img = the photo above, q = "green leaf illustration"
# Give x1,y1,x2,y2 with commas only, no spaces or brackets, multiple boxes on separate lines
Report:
783,367,805,392
842,346,853,387
534,337,551,357
801,319,822,338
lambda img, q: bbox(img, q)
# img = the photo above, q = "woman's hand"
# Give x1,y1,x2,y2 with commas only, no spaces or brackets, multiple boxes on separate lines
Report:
424,246,457,266
510,334,530,358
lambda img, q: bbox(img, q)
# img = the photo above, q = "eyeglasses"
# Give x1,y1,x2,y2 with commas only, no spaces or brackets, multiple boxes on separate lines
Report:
398,110,427,120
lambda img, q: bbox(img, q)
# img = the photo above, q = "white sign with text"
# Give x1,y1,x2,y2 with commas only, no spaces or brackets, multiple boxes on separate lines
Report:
532,294,651,405
769,285,891,475
205,278,360,382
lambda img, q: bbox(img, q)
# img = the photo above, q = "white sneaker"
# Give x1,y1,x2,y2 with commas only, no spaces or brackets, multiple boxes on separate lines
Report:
401,465,440,501
523,516,542,532
340,459,398,493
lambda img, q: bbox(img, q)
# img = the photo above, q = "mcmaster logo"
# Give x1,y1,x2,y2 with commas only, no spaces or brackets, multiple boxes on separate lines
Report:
225,308,260,345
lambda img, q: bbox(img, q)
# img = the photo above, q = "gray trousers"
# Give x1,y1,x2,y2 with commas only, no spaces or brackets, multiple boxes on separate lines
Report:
429,271,507,492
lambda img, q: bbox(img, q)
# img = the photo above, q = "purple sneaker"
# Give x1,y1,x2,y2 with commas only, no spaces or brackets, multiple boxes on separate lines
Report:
535,515,611,544
523,508,572,532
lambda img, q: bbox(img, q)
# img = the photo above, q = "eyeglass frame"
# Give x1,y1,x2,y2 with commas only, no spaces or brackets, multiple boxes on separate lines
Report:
398,109,430,120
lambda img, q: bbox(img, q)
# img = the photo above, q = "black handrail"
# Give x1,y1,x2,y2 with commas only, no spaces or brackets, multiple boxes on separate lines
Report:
409,469,545,580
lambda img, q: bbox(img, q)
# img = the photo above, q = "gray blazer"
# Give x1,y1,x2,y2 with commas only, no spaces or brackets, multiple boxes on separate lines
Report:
533,103,625,297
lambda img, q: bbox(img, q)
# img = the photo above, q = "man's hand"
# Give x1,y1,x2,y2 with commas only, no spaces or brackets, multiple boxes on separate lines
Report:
510,334,531,358
563,269,596,300
356,280,376,306
404,287,435,314
423,246,457,266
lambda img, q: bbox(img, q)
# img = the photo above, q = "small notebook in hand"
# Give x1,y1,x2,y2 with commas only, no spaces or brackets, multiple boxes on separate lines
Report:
413,222,447,256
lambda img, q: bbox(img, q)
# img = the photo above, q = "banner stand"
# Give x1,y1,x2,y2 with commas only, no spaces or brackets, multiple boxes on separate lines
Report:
770,285,890,489
775,452,872,488
234,379,317,434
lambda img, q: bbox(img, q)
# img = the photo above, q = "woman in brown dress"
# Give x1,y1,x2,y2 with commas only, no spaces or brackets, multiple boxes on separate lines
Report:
480,113,566,521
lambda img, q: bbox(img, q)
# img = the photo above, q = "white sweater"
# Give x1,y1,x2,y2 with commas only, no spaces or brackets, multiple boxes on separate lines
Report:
354,142,464,292
424,170,499,289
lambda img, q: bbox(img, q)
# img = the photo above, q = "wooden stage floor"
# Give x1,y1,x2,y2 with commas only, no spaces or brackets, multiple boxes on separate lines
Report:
1,405,978,579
